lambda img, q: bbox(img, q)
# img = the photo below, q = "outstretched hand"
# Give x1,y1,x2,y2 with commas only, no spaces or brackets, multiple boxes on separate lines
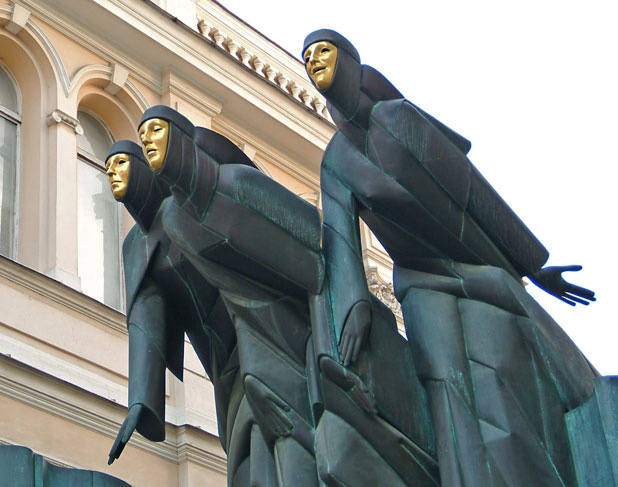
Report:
108,404,144,465
530,265,595,306
339,301,371,366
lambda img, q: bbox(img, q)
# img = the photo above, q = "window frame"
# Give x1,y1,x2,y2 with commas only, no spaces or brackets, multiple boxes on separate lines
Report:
75,108,125,311
0,62,22,260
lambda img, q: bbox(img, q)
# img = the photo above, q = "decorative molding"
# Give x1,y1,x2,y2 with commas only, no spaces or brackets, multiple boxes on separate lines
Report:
237,141,257,162
195,6,330,122
0,9,70,96
105,62,129,96
6,2,30,35
9,0,333,154
275,73,289,93
0,357,228,471
249,55,265,77
366,267,403,324
264,63,277,83
47,109,84,135
0,334,128,407
288,81,301,101
69,64,150,112
215,117,320,190
300,88,313,107
124,79,151,111
176,428,227,474
362,245,395,273
69,64,113,93
24,17,71,96
0,362,176,464
299,191,320,208
163,69,223,118
13,0,332,131
14,0,162,95
0,256,126,335
237,46,252,68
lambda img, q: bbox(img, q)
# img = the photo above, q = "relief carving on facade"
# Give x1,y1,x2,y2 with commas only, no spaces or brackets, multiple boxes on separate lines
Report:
366,267,403,324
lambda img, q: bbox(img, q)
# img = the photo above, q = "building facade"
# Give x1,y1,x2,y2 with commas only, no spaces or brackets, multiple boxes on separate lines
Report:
0,1,397,485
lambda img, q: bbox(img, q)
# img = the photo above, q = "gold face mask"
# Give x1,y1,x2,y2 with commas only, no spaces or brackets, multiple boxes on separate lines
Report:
106,153,131,200
304,41,338,91
139,118,169,171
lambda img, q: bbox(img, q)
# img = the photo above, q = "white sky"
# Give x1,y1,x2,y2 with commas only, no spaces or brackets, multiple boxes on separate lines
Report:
219,0,618,374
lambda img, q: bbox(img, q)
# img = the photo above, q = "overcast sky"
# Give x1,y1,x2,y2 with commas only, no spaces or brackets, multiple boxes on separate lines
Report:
219,0,618,374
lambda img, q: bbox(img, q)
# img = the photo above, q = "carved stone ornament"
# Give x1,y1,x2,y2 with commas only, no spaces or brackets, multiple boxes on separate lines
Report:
366,267,402,320
47,109,84,135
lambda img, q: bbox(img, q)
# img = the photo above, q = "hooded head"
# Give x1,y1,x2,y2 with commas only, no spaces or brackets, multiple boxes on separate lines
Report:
106,140,169,232
303,29,362,122
139,105,195,199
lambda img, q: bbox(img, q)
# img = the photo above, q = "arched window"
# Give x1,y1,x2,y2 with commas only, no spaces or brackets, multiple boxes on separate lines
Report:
0,64,20,259
76,110,122,310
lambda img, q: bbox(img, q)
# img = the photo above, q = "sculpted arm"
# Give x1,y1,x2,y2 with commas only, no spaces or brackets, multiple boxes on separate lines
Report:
321,165,371,366
109,277,170,463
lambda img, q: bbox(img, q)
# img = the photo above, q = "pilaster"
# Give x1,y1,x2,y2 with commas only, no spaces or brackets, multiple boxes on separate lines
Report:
44,108,81,289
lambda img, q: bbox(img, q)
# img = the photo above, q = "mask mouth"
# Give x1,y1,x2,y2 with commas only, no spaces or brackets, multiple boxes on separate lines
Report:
312,66,326,75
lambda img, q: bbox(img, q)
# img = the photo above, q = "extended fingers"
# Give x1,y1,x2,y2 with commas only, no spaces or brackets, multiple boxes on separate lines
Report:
566,284,595,301
350,337,362,365
561,265,583,273
554,293,576,306
265,409,292,435
339,334,351,366
350,386,377,414
108,435,125,465
562,292,590,306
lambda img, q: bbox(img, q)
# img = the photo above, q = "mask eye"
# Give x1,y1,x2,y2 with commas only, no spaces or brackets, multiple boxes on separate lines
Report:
322,48,330,53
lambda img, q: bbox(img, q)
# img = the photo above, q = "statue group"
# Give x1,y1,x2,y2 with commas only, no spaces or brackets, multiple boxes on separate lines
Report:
105,30,616,487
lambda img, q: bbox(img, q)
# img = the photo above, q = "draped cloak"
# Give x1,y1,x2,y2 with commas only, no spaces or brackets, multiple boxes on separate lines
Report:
303,29,598,487
109,140,237,451
140,105,443,487
140,106,324,487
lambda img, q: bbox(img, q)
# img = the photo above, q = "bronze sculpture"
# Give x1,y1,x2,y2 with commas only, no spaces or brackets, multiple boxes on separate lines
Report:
1,445,129,487
302,29,600,486
104,51,614,482
107,103,444,485
104,141,243,475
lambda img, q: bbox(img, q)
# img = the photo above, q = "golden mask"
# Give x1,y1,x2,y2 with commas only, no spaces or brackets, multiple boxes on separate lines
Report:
304,41,338,91
106,153,130,200
139,118,169,171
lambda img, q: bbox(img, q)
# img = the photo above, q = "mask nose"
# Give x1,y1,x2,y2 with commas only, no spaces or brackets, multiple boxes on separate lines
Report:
139,127,151,145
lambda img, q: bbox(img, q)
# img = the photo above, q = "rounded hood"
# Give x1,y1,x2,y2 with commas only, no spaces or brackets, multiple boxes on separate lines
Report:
303,29,362,122
139,105,195,201
107,140,169,232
